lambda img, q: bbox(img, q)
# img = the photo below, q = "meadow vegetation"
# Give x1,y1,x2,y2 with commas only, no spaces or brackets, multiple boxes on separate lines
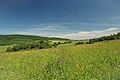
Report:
75,32,120,45
0,35,69,46
6,40,72,52
6,40,52,52
0,40,120,80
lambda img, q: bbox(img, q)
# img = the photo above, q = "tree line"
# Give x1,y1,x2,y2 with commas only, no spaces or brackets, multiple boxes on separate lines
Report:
0,35,70,46
6,40,53,52
6,40,72,52
75,32,120,45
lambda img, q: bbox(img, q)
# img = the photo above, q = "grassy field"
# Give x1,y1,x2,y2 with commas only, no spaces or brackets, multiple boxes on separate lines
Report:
0,35,69,46
0,40,120,80
0,45,15,53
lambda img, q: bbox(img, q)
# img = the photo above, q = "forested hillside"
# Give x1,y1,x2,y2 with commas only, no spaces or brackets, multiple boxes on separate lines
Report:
76,32,120,45
0,35,69,46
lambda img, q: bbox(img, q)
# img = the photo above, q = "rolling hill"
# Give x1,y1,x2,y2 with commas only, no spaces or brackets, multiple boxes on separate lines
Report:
0,40,120,80
0,34,69,46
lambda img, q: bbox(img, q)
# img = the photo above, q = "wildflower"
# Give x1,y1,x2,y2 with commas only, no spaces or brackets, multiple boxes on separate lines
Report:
46,69,51,73
57,58,62,63
76,64,79,67
41,63,45,67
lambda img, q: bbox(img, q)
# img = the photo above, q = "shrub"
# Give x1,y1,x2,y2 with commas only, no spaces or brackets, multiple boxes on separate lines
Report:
6,47,13,52
75,42,84,45
58,42,61,45
6,40,53,52
53,42,58,48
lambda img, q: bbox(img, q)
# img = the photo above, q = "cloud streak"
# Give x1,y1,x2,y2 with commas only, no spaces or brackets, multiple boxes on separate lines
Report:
11,22,120,40
11,25,69,37
53,27,120,40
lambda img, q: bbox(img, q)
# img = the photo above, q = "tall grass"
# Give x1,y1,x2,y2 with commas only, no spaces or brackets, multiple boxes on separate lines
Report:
0,40,120,80
0,45,15,53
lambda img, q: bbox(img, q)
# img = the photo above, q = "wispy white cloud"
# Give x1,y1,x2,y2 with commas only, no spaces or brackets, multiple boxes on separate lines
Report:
11,22,120,40
11,25,68,37
53,27,120,40
49,22,120,27
25,26,65,31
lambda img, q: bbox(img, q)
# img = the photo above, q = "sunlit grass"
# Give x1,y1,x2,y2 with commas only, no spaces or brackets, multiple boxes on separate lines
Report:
0,45,15,53
0,40,120,80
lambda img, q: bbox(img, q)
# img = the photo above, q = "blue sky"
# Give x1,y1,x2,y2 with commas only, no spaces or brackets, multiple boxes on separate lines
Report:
0,0,120,39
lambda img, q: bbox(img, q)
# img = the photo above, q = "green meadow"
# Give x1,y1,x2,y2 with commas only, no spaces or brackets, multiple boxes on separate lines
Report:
0,40,120,80
1,0,120,80
0,45,15,53
0,35,69,46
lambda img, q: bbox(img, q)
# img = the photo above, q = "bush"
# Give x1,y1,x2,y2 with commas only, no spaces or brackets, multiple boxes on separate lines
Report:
75,42,84,45
6,40,53,52
6,47,13,52
87,32,120,44
63,40,72,44
53,42,58,48
58,42,61,45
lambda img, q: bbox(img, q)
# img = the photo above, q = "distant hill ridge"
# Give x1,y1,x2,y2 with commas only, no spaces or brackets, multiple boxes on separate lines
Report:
76,32,120,45
0,34,69,46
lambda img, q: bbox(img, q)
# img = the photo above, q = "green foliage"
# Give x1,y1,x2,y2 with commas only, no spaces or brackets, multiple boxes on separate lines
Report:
0,45,14,53
6,40,54,52
0,35,69,46
76,32,120,45
75,42,84,45
52,42,58,48
5,40,73,52
89,32,120,43
0,40,120,80
6,47,13,52
58,42,61,45
63,40,72,44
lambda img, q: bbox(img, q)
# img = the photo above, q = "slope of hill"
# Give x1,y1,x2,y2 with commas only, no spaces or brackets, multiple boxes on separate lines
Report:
0,34,69,46
89,32,120,43
0,40,119,80
75,32,120,45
